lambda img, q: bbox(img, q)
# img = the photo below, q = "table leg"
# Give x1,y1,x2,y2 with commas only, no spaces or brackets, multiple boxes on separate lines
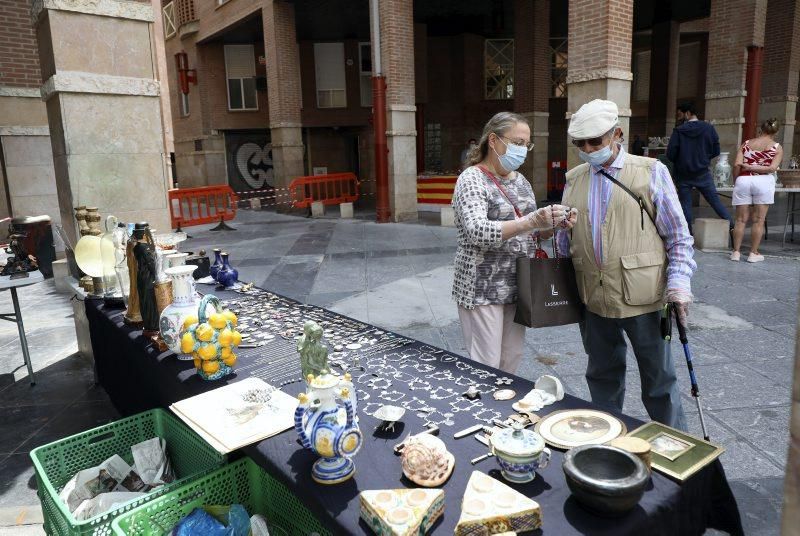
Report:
11,287,35,385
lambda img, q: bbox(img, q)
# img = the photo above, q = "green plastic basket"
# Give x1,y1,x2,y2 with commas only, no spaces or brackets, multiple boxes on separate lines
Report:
111,457,332,536
30,408,226,536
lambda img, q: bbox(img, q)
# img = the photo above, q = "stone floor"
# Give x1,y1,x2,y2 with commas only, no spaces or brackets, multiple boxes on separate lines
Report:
0,206,796,535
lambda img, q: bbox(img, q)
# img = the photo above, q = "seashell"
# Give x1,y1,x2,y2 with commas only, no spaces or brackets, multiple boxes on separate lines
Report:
400,433,455,487
374,405,406,423
534,375,565,401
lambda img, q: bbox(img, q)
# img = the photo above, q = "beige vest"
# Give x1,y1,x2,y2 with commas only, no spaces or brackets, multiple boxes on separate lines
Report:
562,154,666,319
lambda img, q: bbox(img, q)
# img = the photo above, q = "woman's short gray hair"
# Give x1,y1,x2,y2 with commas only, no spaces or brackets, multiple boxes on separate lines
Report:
466,112,530,167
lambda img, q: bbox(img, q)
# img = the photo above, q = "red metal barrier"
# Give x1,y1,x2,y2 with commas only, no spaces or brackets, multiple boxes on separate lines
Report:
168,185,239,229
288,173,360,208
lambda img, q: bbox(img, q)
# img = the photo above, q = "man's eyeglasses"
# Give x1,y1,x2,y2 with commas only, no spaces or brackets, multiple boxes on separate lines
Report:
497,135,535,152
571,136,606,149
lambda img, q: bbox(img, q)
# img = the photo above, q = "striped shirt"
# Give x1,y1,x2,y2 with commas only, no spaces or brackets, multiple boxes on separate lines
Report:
556,146,696,292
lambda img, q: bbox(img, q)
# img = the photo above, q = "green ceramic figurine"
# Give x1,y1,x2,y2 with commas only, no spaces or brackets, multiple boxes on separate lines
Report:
298,320,328,379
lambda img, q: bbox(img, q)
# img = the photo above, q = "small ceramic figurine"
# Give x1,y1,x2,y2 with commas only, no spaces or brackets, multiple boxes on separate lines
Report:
133,228,159,337
295,373,363,484
297,320,329,379
123,223,145,326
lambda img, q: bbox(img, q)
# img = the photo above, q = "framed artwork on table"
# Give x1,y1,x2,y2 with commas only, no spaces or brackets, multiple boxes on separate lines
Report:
627,422,725,481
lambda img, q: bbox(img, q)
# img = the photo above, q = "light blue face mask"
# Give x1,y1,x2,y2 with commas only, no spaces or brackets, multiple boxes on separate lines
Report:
494,137,528,172
579,141,614,167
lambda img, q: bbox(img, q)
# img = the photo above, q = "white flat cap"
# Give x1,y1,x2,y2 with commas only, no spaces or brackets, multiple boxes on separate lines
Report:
568,99,619,139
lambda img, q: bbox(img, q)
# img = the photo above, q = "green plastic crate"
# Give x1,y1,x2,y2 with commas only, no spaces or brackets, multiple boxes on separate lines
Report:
30,408,226,536
112,457,332,536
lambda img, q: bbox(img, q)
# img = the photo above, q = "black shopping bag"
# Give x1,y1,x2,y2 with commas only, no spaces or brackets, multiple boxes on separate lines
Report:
515,256,583,328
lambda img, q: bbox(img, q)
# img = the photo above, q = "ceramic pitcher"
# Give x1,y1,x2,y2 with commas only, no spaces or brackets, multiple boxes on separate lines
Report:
295,373,363,484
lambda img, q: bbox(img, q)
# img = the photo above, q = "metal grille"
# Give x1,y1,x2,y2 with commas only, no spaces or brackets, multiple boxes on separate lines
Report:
176,0,196,26
551,37,567,98
485,38,514,100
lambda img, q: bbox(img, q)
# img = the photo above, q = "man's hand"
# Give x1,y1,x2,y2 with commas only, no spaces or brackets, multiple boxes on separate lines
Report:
665,288,692,327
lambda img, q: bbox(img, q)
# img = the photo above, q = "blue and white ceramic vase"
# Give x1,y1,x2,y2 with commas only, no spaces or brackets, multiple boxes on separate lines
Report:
159,264,199,358
209,248,223,281
490,422,551,483
295,373,363,484
216,252,239,288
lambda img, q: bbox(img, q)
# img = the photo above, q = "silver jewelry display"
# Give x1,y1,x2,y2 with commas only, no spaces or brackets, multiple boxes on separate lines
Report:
429,386,457,400
378,389,406,402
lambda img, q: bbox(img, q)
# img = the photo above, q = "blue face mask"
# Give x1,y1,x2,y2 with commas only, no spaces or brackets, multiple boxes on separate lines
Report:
494,137,528,172
579,142,614,167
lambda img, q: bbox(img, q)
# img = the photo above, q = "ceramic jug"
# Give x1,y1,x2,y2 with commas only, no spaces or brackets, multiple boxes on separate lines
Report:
714,152,732,187
159,264,200,357
210,248,223,281
216,252,239,288
295,373,363,484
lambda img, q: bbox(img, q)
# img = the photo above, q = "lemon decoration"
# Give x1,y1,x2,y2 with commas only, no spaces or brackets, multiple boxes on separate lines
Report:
181,295,241,380
208,312,227,330
202,360,220,375
218,328,234,347
182,315,198,331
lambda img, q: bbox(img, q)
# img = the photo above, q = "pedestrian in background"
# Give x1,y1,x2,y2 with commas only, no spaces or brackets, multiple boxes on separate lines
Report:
460,138,478,170
730,118,784,263
667,102,732,233
631,134,645,156
451,112,575,373
558,99,696,430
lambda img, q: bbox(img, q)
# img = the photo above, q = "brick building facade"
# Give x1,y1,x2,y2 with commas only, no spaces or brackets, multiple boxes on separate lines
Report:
1,0,798,225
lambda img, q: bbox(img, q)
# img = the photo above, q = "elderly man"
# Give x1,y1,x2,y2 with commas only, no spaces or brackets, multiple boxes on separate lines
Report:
557,99,696,430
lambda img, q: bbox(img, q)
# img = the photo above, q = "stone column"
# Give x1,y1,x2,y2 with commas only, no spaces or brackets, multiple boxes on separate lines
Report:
514,0,550,202
376,0,417,222
32,0,171,244
704,0,768,156
565,0,633,169
263,0,304,194
759,0,800,161
647,10,680,137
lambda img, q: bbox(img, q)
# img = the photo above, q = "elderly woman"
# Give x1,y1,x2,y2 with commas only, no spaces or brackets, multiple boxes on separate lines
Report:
451,112,575,373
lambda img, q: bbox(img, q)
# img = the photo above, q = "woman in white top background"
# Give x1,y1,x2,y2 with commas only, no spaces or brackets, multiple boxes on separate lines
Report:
731,119,783,263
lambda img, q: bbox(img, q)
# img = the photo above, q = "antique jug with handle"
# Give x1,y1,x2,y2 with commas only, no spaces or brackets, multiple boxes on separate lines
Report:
295,372,363,484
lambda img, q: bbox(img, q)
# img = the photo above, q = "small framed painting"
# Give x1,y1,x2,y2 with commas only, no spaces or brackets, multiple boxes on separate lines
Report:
627,422,725,481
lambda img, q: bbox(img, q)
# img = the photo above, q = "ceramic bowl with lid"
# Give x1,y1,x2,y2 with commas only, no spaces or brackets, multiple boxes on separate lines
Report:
490,422,551,483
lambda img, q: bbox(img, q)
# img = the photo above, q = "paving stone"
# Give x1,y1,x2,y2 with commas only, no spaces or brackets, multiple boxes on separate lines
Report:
711,405,791,469
685,412,785,480
0,405,60,454
692,326,795,361
687,362,786,411
0,454,39,508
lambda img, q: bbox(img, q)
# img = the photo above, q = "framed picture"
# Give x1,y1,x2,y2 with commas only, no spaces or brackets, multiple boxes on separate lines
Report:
535,409,626,449
627,422,725,482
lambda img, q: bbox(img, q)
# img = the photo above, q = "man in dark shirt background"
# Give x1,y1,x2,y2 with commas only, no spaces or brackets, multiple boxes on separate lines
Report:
666,102,732,233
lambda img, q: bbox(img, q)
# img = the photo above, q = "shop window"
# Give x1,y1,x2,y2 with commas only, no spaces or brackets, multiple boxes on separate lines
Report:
314,42,347,108
551,37,567,98
179,91,189,117
485,39,514,100
424,123,442,171
162,2,176,39
359,42,372,107
224,44,258,111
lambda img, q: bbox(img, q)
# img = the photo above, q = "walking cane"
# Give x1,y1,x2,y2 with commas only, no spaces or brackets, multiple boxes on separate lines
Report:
663,303,711,441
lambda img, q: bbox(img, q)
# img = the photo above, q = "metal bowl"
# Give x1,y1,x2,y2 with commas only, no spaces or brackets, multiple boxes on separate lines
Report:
562,444,649,517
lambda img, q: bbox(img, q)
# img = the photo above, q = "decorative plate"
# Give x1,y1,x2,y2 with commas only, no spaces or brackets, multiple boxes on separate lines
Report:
534,409,626,449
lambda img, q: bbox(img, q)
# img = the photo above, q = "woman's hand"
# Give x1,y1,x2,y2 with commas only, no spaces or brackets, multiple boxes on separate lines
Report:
560,207,578,230
521,205,567,231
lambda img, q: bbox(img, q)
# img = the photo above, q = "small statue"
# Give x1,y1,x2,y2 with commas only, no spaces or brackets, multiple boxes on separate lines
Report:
132,226,164,349
124,224,144,326
1,232,38,276
297,320,328,379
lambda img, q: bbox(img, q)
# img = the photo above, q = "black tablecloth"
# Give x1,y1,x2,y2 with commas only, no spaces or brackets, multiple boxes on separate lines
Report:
85,295,743,536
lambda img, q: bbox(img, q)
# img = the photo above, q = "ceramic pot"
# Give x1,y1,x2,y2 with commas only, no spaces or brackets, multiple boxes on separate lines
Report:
490,422,551,483
216,252,239,288
166,252,189,268
714,152,732,187
181,294,241,380
562,444,649,517
75,206,89,236
85,207,102,235
295,373,363,485
210,248,223,281
159,264,199,357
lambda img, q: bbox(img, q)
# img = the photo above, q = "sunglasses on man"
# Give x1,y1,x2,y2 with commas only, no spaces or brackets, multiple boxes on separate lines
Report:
571,136,606,149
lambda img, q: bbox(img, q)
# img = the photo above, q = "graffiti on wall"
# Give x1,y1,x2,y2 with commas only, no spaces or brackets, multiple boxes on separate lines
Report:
226,131,273,192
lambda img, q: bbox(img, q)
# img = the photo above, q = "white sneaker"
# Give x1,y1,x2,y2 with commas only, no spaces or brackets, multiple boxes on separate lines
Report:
747,253,765,263
730,251,740,262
